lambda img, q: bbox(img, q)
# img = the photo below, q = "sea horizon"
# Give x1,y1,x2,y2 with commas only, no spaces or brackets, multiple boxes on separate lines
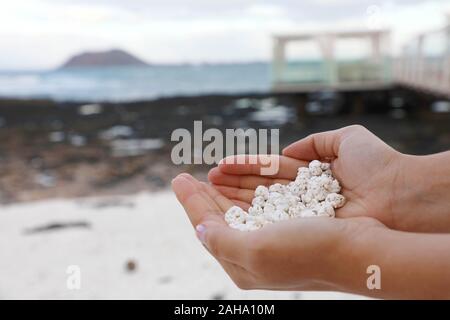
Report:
0,62,272,103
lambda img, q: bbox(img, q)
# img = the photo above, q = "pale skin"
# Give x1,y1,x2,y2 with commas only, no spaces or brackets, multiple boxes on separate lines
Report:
172,125,450,299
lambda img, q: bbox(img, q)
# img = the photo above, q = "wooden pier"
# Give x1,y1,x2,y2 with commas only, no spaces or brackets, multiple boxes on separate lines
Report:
272,17,450,99
395,16,450,99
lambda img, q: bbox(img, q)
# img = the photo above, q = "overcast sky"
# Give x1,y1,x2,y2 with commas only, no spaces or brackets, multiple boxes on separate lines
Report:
0,0,449,69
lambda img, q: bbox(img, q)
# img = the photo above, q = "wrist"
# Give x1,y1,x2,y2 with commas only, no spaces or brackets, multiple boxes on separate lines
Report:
392,151,450,232
313,218,382,293
330,220,450,299
321,218,388,297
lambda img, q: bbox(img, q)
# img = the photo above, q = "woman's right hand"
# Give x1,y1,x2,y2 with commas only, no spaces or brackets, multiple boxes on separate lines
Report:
209,125,450,233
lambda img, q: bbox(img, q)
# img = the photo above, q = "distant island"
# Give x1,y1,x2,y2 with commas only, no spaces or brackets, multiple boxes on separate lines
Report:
60,49,149,68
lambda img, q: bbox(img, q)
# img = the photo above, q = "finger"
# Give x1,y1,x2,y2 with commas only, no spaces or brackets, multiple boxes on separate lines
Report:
213,185,255,204
199,180,251,210
218,155,307,178
282,128,344,160
172,174,222,226
209,167,291,189
199,182,234,213
177,173,224,211
174,175,254,280
196,224,255,285
197,220,250,266
232,200,251,211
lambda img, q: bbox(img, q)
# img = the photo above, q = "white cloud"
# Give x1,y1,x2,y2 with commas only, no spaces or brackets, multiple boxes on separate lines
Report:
246,4,286,17
0,0,449,69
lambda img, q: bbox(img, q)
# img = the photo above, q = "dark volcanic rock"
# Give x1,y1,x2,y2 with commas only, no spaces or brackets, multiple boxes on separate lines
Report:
60,49,149,68
0,90,448,204
24,221,91,234
125,259,137,273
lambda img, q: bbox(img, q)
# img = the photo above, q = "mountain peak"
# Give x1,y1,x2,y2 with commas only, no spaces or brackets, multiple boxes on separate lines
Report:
60,49,149,68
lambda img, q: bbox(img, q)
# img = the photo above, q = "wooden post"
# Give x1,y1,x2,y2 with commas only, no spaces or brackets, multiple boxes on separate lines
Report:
443,24,450,95
295,94,308,121
371,32,384,82
351,93,365,115
397,46,407,83
272,38,286,84
319,34,336,86
381,32,392,82
371,32,381,62
416,35,425,87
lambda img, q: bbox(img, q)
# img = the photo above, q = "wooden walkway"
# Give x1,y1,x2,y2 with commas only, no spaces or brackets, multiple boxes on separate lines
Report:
395,22,450,99
272,18,450,99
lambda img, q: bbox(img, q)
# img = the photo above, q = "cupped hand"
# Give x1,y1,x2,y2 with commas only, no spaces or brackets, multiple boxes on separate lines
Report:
172,173,385,292
208,125,407,230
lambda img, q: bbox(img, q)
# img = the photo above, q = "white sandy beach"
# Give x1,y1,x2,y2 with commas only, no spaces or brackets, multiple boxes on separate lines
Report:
0,190,364,299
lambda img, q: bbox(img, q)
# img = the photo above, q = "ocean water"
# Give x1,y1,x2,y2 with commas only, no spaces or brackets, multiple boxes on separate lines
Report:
0,63,271,102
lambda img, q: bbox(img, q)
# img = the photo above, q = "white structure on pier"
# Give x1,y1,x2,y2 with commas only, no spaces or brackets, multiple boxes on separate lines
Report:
272,19,450,99
272,30,392,92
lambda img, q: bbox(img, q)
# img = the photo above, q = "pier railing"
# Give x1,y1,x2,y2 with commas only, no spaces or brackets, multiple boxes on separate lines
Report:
394,23,450,98
272,21,450,99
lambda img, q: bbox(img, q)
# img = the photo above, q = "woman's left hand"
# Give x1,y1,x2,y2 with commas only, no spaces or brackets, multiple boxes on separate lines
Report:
172,173,386,292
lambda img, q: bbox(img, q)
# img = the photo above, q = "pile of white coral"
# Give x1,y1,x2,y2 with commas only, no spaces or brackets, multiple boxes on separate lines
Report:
224,160,346,231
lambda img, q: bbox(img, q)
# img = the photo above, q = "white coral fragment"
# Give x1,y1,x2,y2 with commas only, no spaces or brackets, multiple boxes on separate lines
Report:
224,160,346,231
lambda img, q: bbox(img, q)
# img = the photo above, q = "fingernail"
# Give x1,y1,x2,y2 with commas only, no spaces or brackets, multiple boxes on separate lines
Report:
171,174,190,186
218,157,228,165
171,175,182,184
195,224,206,243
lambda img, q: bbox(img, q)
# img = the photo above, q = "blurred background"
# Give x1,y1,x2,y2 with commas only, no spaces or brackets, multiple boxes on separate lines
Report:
0,0,449,299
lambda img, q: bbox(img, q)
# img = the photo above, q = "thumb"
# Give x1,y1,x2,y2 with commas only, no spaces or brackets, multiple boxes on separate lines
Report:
282,127,346,160
195,221,248,265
